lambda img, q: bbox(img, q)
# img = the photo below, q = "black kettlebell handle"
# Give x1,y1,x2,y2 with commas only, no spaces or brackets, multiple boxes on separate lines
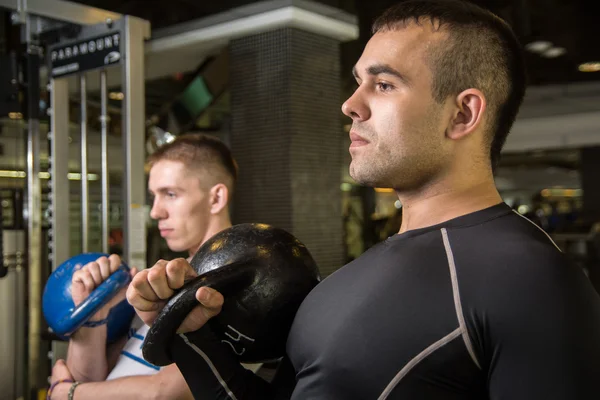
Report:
142,259,255,366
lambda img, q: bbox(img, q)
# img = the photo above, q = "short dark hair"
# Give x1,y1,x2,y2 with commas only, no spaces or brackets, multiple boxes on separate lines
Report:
147,133,238,192
373,0,527,168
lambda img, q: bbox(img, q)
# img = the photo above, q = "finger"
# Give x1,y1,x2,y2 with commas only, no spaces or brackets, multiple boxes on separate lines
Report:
72,260,95,283
51,359,72,382
130,267,138,278
74,269,96,292
76,261,90,271
130,269,161,301
108,254,122,274
71,278,85,292
196,287,224,315
96,256,111,280
148,264,175,300
129,295,164,312
126,282,165,312
87,262,103,286
165,258,197,290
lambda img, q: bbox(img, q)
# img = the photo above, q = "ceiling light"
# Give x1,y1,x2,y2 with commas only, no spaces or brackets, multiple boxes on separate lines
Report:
578,62,600,72
540,188,582,198
340,182,352,192
525,41,552,53
109,92,124,100
0,170,26,178
517,205,530,215
0,170,98,180
541,47,567,58
67,173,99,181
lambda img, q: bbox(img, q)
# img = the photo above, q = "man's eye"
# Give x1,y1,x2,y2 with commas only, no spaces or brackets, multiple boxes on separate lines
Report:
377,82,393,91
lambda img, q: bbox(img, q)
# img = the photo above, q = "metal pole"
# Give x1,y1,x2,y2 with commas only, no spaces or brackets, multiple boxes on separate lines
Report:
121,16,149,269
25,15,42,398
80,74,89,254
48,78,71,269
100,70,109,254
49,77,71,366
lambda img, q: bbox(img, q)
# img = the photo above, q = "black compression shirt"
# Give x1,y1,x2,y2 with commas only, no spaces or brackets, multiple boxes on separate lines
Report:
171,203,600,399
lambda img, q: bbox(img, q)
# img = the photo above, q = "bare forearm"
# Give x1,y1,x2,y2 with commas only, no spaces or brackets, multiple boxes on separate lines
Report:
52,366,192,400
66,326,110,382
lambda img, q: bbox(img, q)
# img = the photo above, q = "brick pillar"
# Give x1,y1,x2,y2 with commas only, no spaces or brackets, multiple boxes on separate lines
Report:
229,27,344,277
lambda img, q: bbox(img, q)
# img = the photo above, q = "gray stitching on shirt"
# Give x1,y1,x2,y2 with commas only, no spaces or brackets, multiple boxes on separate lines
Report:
441,228,482,370
377,328,462,399
511,209,562,252
180,333,239,400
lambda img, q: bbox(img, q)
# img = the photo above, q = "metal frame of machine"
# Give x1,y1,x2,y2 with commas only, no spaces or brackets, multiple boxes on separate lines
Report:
0,1,149,397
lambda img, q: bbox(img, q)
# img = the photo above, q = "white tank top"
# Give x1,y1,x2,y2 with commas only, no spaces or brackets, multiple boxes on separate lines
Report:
106,317,161,380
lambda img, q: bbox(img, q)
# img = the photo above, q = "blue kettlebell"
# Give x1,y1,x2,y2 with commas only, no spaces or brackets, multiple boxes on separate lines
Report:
42,253,135,343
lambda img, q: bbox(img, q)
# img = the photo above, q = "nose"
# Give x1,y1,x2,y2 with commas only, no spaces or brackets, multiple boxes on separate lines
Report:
150,197,167,220
341,87,370,122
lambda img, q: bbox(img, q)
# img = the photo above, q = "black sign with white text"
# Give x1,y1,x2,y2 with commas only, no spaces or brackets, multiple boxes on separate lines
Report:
49,31,122,78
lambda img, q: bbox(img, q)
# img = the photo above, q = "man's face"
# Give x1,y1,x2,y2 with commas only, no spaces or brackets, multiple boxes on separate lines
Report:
148,160,211,253
342,23,451,190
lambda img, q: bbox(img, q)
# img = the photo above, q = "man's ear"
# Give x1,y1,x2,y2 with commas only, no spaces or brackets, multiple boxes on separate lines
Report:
210,183,229,214
446,88,486,140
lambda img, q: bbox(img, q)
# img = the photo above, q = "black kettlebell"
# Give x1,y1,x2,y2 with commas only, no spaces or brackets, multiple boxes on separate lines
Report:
142,223,321,366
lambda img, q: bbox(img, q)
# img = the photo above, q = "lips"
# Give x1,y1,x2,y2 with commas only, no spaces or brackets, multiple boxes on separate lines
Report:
349,132,369,148
159,228,173,237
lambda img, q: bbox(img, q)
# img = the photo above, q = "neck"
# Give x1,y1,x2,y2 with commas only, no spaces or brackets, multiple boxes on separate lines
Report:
187,215,232,258
397,172,502,234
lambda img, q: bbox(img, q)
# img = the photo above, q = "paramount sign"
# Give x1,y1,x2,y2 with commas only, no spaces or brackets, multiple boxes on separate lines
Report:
49,32,122,78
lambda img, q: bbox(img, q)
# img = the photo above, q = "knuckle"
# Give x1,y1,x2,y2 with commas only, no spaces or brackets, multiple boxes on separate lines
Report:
126,290,141,305
167,259,185,274
96,256,107,263
82,262,93,271
85,262,97,272
147,268,164,283
109,255,121,268
131,271,149,289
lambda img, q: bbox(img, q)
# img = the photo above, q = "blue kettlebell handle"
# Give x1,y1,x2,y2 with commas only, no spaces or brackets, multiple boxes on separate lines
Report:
55,264,132,336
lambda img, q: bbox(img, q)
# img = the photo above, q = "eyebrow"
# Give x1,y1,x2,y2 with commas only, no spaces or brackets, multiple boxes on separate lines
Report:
148,186,180,195
352,64,411,86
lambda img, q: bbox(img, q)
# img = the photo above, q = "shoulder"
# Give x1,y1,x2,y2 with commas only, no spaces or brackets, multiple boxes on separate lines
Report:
445,210,568,285
443,212,600,372
446,210,600,338
444,210,600,328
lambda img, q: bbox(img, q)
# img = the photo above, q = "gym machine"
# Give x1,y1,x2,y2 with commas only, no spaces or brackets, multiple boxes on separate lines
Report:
0,1,149,398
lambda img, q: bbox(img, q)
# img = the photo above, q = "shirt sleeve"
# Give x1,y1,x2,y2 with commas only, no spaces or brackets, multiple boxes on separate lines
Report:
170,325,296,399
